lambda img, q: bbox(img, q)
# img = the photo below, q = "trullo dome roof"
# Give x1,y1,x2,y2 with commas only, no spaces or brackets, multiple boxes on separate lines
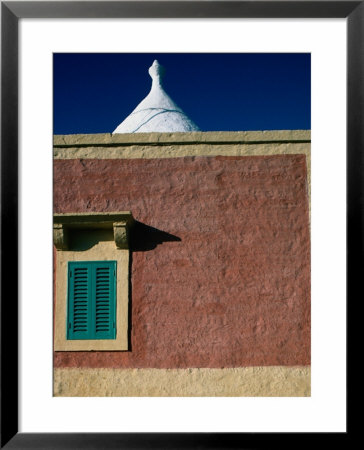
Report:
113,60,200,133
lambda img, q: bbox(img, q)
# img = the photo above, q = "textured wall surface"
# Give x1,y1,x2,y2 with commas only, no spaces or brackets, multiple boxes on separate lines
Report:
54,154,310,369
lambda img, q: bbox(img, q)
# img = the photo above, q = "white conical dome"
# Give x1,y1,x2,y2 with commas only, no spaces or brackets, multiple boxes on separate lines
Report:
113,60,200,133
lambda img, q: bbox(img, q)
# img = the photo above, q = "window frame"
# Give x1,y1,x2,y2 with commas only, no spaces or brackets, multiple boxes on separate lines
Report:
53,212,132,352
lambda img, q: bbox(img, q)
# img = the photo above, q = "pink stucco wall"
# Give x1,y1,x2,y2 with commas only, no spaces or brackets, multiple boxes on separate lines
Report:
54,155,310,368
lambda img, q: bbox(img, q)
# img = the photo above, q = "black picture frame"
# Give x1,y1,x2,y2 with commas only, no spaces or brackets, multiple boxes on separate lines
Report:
1,1,356,448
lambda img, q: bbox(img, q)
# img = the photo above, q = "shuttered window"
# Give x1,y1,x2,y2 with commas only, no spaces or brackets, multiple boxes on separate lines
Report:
67,261,116,340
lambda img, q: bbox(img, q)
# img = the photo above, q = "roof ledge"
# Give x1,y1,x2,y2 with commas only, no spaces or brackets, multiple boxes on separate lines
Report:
53,212,134,250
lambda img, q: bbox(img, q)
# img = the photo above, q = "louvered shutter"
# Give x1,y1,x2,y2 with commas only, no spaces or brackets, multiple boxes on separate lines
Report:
67,262,92,339
93,262,116,339
67,261,116,340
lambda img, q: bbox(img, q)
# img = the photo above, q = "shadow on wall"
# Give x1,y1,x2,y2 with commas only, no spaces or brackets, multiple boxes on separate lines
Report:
130,221,181,252
66,222,181,252
68,229,113,251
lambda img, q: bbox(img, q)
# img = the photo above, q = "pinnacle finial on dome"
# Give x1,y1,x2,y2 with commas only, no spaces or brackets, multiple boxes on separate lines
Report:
112,59,200,133
148,60,165,85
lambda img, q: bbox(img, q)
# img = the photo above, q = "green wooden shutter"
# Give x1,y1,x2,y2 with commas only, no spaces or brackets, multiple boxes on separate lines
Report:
67,262,92,339
67,261,116,340
94,262,116,339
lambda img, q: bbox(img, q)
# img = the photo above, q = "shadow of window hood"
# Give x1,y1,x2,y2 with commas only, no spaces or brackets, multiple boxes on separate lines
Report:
130,221,181,252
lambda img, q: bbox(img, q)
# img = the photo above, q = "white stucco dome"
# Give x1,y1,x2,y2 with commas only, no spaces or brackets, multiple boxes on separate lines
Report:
113,60,200,133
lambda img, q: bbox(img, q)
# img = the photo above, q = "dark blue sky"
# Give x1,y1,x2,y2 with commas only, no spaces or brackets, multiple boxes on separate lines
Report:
53,53,310,134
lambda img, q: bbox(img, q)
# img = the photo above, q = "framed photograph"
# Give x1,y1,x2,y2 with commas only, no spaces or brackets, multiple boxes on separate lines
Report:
1,1,355,448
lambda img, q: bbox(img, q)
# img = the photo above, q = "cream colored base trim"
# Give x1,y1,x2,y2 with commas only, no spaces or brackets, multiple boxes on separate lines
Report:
54,367,310,397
